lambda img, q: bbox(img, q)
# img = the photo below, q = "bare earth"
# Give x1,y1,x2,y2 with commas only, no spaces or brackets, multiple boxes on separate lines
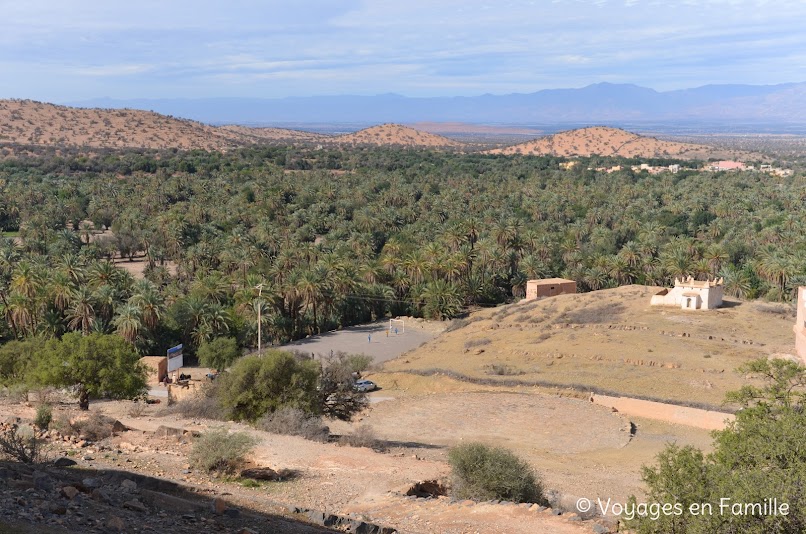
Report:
0,398,593,534
486,126,761,160
333,124,464,149
1,100,762,161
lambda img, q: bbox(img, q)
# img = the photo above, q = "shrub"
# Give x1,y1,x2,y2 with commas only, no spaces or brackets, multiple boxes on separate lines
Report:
627,358,806,533
34,404,52,430
67,412,118,441
338,425,382,450
258,407,329,442
127,401,147,418
216,350,320,423
448,442,547,504
464,338,491,349
163,382,226,421
486,363,524,376
189,427,258,475
0,425,47,464
343,353,373,374
197,337,242,371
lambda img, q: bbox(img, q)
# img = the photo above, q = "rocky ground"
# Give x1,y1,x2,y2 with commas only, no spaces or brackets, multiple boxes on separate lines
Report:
0,397,611,534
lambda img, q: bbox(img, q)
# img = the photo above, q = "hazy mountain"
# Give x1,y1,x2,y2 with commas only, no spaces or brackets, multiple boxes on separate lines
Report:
68,82,806,126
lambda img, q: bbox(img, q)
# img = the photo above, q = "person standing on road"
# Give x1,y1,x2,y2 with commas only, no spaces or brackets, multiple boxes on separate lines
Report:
368,334,372,343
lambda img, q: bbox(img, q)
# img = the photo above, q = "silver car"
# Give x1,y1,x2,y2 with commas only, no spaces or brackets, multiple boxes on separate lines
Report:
354,379,377,392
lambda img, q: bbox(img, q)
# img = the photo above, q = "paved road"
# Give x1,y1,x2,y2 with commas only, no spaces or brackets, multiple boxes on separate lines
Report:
280,319,436,364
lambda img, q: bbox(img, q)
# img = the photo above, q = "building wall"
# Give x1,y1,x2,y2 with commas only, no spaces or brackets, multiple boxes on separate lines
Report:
525,280,577,300
140,356,167,385
650,278,723,310
795,287,806,365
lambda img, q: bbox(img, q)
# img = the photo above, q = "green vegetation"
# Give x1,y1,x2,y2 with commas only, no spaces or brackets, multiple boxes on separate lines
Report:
0,146,801,361
33,404,51,430
189,426,258,474
216,350,320,422
628,358,806,533
28,333,147,409
196,336,241,371
448,442,547,504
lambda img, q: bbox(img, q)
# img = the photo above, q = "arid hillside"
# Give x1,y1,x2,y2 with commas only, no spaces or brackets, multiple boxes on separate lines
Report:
381,285,796,407
1,100,765,160
219,124,328,144
0,100,466,151
487,126,757,160
0,99,256,150
333,123,465,149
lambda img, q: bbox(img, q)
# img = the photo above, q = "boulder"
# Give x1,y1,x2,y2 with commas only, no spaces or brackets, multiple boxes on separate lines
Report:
123,499,148,512
53,457,77,468
154,426,183,439
239,467,294,481
107,516,126,531
61,486,79,499
32,471,54,492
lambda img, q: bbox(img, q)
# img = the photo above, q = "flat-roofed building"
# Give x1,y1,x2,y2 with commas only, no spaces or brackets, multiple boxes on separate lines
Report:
525,278,577,300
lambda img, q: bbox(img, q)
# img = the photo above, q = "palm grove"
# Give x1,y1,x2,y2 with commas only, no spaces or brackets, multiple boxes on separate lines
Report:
1,144,806,530
0,145,804,374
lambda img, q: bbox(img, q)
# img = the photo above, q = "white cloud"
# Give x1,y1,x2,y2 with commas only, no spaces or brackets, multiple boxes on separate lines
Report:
1,0,805,99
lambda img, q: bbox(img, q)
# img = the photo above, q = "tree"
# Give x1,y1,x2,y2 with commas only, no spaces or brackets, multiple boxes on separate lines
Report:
197,336,241,371
30,333,147,410
318,352,369,421
216,350,319,423
628,357,806,533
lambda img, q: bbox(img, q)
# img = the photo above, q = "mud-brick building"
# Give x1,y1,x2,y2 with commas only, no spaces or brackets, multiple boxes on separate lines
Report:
525,278,577,300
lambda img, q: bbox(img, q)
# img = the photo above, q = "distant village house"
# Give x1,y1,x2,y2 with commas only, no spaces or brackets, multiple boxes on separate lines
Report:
525,278,577,300
650,276,724,310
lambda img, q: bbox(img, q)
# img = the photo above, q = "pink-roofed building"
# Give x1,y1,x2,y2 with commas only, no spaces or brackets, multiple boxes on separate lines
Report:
710,160,746,171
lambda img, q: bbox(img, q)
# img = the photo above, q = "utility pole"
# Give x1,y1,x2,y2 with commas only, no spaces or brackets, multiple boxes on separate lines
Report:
255,283,264,356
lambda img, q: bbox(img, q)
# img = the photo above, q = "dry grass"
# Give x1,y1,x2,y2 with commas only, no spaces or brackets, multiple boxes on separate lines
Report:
383,285,796,407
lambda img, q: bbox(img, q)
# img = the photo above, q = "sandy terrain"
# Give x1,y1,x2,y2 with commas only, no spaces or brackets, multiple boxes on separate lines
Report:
0,398,593,534
333,124,464,149
2,101,758,160
381,285,796,408
486,126,760,160
0,100,253,150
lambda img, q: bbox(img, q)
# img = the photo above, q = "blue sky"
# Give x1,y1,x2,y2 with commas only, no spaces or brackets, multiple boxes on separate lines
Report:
1,0,805,101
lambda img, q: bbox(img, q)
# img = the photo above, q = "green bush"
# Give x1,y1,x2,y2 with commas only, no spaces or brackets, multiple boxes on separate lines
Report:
34,404,52,430
216,350,319,422
189,427,258,475
627,358,806,533
197,337,242,371
448,442,547,504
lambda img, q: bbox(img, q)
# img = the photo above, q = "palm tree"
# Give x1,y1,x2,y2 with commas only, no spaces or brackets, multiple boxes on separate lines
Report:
114,303,142,344
66,287,96,335
130,287,164,331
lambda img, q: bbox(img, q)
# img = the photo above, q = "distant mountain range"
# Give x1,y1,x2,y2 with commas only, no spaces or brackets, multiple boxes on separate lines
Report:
67,82,806,127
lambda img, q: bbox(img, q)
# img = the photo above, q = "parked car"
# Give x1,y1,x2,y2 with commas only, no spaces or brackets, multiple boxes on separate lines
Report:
354,379,377,392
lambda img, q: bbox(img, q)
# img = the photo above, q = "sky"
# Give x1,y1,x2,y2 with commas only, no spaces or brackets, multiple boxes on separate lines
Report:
1,0,805,102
